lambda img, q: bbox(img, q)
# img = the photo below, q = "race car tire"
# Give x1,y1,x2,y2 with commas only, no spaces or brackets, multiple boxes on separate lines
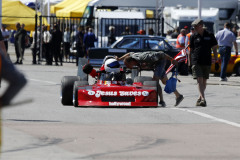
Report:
73,81,89,107
134,76,152,84
61,76,80,106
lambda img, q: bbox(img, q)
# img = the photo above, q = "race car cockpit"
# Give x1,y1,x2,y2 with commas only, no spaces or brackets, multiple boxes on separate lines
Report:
83,57,126,82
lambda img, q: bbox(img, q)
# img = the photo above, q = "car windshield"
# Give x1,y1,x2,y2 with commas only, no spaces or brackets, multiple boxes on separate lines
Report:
143,39,171,50
116,38,140,49
165,39,177,49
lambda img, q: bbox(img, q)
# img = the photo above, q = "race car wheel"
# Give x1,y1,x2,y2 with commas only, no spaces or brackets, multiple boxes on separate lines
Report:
134,76,152,84
61,76,80,105
234,63,240,76
73,81,89,107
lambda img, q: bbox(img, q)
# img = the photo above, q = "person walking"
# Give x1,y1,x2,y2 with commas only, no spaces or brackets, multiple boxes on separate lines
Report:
116,51,184,107
189,19,218,107
171,27,179,38
83,27,96,58
0,29,27,107
185,27,195,48
51,24,63,66
43,26,52,65
1,24,10,52
121,26,132,36
107,26,116,46
76,26,84,66
63,27,71,61
176,29,186,49
14,22,23,64
31,27,41,64
215,22,238,81
20,23,27,59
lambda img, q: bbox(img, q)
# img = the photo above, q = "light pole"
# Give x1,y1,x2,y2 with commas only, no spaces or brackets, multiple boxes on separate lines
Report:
198,0,202,19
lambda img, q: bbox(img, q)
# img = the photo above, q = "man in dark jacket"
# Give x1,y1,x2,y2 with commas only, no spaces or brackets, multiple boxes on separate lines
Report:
83,28,96,57
51,24,63,66
189,19,218,107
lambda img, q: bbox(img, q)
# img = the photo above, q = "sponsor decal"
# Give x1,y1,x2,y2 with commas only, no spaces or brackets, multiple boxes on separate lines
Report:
142,91,149,96
88,91,95,95
109,102,131,106
119,91,149,96
87,90,149,97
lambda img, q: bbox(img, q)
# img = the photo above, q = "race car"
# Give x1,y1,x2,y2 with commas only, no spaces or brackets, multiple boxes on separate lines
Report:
60,56,159,107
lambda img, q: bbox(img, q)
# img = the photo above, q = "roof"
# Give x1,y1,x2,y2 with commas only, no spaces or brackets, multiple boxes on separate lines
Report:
164,7,219,22
122,35,165,39
2,0,49,31
55,0,91,17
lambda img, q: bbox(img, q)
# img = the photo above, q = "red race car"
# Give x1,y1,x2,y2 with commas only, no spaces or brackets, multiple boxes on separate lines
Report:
61,56,158,107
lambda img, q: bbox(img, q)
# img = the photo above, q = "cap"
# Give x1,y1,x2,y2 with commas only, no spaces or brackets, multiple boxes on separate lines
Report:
184,26,188,29
191,19,203,26
137,30,146,35
190,27,194,30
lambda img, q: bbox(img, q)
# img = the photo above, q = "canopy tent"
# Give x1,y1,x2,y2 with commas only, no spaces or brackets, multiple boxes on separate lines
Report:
56,0,91,17
50,0,76,14
2,0,48,31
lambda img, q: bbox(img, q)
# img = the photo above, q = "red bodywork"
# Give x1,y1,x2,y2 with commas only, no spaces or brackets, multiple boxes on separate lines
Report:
75,80,158,107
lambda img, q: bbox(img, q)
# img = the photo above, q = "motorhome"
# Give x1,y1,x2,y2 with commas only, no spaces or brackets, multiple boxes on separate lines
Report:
163,7,220,34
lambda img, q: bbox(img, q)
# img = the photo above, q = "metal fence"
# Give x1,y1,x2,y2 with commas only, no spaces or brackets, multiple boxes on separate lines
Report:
2,15,162,63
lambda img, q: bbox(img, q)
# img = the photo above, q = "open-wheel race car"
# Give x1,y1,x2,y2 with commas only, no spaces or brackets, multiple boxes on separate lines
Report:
60,56,159,107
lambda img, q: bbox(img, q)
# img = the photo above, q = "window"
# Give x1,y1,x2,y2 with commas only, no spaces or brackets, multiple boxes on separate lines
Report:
143,39,170,50
116,38,140,49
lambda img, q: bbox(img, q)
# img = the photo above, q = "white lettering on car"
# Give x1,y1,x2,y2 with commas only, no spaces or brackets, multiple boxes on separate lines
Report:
87,90,149,97
119,91,147,96
88,91,95,96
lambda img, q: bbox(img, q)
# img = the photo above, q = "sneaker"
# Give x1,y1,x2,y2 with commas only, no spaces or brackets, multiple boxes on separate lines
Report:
196,98,201,106
199,100,207,107
159,101,166,107
219,78,227,81
175,95,184,106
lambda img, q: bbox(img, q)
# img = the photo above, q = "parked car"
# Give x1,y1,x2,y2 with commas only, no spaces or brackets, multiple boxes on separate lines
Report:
88,35,188,75
211,54,240,76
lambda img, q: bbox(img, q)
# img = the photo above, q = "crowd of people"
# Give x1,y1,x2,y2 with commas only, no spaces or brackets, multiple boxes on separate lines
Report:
2,22,98,66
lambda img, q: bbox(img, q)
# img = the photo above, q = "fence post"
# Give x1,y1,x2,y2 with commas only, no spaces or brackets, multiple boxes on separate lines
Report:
39,15,43,62
34,14,38,61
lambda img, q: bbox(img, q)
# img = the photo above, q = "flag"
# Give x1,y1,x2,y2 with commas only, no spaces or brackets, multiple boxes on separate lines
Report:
166,48,188,74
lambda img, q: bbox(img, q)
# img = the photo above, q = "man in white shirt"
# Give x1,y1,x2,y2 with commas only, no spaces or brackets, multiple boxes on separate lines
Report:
215,22,238,81
43,26,52,65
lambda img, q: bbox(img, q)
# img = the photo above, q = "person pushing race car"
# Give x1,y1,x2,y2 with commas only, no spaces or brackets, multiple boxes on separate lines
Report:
116,51,184,107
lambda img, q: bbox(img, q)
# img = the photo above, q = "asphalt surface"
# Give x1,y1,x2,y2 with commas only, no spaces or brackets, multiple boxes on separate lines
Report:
0,44,240,160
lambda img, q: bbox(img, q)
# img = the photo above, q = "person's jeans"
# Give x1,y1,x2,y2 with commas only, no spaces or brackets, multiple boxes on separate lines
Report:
219,46,231,79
